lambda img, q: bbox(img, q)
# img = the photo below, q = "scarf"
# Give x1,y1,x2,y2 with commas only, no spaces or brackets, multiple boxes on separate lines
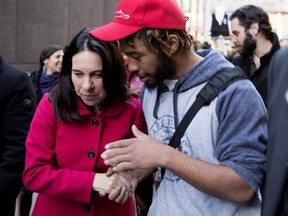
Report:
39,71,59,94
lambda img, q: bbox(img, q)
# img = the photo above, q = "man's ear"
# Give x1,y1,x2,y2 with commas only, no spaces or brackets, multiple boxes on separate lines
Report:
167,34,179,55
250,22,259,36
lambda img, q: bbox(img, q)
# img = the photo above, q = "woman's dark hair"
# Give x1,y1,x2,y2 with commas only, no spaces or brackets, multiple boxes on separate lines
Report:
39,44,63,67
49,27,129,122
229,5,272,40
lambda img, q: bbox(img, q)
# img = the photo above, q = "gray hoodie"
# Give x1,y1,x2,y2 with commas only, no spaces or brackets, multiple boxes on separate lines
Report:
141,50,267,216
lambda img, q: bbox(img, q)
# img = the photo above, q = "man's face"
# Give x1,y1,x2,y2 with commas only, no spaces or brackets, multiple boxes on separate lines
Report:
231,18,257,57
240,31,257,57
120,36,176,88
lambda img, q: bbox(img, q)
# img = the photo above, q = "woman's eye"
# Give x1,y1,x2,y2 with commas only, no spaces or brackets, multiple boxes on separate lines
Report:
73,72,82,77
92,72,102,77
131,54,141,59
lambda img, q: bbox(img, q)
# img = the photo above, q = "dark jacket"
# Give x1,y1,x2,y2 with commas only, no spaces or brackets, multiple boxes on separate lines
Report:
29,70,43,103
232,32,280,107
261,48,288,216
0,56,37,215
30,69,59,103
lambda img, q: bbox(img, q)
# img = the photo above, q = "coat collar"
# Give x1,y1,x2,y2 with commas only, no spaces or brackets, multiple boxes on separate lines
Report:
77,98,124,118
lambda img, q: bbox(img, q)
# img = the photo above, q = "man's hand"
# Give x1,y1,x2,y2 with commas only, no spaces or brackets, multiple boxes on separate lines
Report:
101,125,164,172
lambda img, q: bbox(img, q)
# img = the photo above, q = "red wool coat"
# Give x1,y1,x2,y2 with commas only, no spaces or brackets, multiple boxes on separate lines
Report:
23,94,147,216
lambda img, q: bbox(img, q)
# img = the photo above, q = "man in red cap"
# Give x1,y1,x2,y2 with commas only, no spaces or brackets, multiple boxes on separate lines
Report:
91,0,267,215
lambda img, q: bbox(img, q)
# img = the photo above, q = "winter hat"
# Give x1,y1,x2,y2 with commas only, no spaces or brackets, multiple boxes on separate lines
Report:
89,0,186,42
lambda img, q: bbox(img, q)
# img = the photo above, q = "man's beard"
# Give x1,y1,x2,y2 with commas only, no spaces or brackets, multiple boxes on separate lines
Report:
145,52,176,89
239,31,257,57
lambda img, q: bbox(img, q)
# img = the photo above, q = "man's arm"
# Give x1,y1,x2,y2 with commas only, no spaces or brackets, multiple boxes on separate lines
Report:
102,125,255,203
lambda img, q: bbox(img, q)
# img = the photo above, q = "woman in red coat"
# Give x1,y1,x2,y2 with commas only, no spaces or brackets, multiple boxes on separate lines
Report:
22,27,147,216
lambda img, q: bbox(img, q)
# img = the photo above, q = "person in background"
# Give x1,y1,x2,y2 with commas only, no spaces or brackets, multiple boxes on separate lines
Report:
89,0,267,215
0,55,37,215
279,37,288,48
20,44,64,216
229,5,280,107
261,48,288,216
30,44,64,102
201,41,212,50
22,27,147,216
225,46,240,63
192,39,201,51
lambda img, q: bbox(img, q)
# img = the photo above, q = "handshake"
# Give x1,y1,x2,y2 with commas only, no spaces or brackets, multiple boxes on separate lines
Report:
92,125,162,204
92,168,137,204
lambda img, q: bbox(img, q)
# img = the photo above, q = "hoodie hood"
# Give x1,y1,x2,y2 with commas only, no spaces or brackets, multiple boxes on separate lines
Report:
176,49,234,93
145,49,235,127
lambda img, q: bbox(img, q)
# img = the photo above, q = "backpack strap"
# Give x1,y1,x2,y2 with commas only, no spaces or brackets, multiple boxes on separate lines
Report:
160,66,246,178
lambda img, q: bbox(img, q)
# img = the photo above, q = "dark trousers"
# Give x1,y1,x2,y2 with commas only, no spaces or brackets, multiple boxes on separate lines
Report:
20,187,33,216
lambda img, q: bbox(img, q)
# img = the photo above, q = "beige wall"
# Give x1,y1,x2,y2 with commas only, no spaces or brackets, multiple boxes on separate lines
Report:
0,0,118,72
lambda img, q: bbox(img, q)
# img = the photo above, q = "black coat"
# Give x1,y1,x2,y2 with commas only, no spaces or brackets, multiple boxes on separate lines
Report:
232,32,280,107
261,48,288,216
0,56,37,215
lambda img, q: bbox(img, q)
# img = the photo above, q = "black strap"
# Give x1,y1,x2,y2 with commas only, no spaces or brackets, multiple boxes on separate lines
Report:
161,67,246,178
251,67,267,89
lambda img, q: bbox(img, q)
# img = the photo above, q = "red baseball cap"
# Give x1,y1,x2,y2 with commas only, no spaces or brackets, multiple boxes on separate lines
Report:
89,0,186,42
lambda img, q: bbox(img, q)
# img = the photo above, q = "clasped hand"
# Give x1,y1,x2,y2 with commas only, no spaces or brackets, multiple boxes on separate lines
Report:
94,125,164,204
92,168,136,204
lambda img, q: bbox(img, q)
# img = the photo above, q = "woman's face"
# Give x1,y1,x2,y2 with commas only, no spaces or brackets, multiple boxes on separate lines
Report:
44,50,64,75
71,50,107,108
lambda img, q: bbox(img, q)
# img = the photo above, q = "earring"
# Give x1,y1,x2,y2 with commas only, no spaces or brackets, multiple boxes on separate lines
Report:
42,65,46,74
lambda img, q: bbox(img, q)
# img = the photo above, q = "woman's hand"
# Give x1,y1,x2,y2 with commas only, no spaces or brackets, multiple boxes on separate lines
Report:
92,171,132,204
102,167,154,205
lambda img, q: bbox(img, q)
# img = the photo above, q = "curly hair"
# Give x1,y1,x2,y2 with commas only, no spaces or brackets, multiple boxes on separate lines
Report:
229,5,272,40
126,28,193,57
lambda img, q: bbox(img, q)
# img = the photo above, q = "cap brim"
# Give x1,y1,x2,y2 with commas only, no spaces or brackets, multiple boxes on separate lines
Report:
89,22,142,42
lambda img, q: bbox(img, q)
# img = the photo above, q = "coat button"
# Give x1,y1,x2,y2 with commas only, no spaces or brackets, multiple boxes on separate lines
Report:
87,151,95,159
83,204,91,212
91,119,99,127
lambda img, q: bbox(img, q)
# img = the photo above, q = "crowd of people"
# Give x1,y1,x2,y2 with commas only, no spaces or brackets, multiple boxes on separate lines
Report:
0,0,287,215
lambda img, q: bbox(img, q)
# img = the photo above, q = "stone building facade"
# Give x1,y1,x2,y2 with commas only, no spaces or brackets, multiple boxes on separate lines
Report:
0,0,118,72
